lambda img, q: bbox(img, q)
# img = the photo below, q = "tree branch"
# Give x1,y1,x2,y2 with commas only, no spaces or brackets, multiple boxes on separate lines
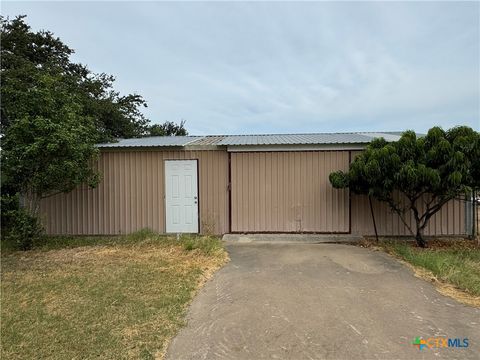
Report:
40,190,65,199
387,196,415,236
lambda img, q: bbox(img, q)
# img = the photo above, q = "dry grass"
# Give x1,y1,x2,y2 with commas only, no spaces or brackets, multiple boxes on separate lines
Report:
1,232,228,359
359,237,480,307
404,261,480,308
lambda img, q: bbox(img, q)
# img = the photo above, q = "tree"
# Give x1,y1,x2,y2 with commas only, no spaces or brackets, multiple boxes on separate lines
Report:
1,72,100,217
329,127,480,247
1,16,191,247
1,15,150,142
148,120,188,136
0,15,150,247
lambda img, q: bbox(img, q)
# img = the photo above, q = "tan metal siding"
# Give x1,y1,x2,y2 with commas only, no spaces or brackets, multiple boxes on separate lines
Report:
230,151,350,232
39,150,229,235
349,151,466,236
39,147,467,237
350,194,466,236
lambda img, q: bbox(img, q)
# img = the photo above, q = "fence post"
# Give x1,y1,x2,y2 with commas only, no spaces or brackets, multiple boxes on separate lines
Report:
473,190,478,242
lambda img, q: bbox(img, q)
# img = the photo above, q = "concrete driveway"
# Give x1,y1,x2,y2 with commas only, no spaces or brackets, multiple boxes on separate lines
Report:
167,243,479,360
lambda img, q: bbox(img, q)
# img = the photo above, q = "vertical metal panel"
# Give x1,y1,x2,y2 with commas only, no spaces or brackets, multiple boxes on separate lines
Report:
350,194,466,236
38,147,467,236
39,150,229,235
230,151,350,232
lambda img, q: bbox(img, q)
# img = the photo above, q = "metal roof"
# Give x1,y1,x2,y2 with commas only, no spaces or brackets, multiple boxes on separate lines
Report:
217,132,403,146
187,136,226,146
97,132,405,148
97,136,202,148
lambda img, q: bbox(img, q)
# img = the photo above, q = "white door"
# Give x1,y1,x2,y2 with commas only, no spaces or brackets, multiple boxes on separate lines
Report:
165,160,199,233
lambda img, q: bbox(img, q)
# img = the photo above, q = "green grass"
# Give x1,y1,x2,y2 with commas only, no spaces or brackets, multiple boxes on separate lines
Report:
1,230,227,359
2,228,224,254
379,240,480,296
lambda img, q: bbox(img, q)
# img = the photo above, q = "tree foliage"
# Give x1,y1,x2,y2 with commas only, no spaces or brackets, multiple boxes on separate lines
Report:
1,15,104,205
330,127,480,247
1,70,101,211
1,16,190,247
1,15,150,142
1,15,190,142
148,120,188,136
0,16,142,246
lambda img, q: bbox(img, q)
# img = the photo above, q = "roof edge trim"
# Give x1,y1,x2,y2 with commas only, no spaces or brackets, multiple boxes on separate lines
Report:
227,143,367,152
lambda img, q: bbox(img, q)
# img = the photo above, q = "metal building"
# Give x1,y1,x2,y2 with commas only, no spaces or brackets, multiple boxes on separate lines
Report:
39,133,466,236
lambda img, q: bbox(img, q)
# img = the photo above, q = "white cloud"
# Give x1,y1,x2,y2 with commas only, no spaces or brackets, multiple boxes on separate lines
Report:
3,1,479,134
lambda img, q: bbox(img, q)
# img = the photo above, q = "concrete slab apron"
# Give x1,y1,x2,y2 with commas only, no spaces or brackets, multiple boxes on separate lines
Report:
166,243,480,360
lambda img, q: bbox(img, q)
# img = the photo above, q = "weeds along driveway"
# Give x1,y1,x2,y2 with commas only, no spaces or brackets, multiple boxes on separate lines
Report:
167,243,480,360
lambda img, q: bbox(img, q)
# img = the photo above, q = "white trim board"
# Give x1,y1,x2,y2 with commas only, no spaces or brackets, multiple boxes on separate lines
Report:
226,144,366,152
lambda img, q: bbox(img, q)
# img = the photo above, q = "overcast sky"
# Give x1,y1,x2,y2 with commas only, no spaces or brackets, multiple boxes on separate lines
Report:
3,1,479,135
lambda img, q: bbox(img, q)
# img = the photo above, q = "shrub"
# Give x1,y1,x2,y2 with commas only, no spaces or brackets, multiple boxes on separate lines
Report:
1,194,43,250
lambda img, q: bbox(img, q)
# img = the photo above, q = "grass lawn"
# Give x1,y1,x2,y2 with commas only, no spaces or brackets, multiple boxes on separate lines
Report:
362,238,480,305
1,230,228,359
